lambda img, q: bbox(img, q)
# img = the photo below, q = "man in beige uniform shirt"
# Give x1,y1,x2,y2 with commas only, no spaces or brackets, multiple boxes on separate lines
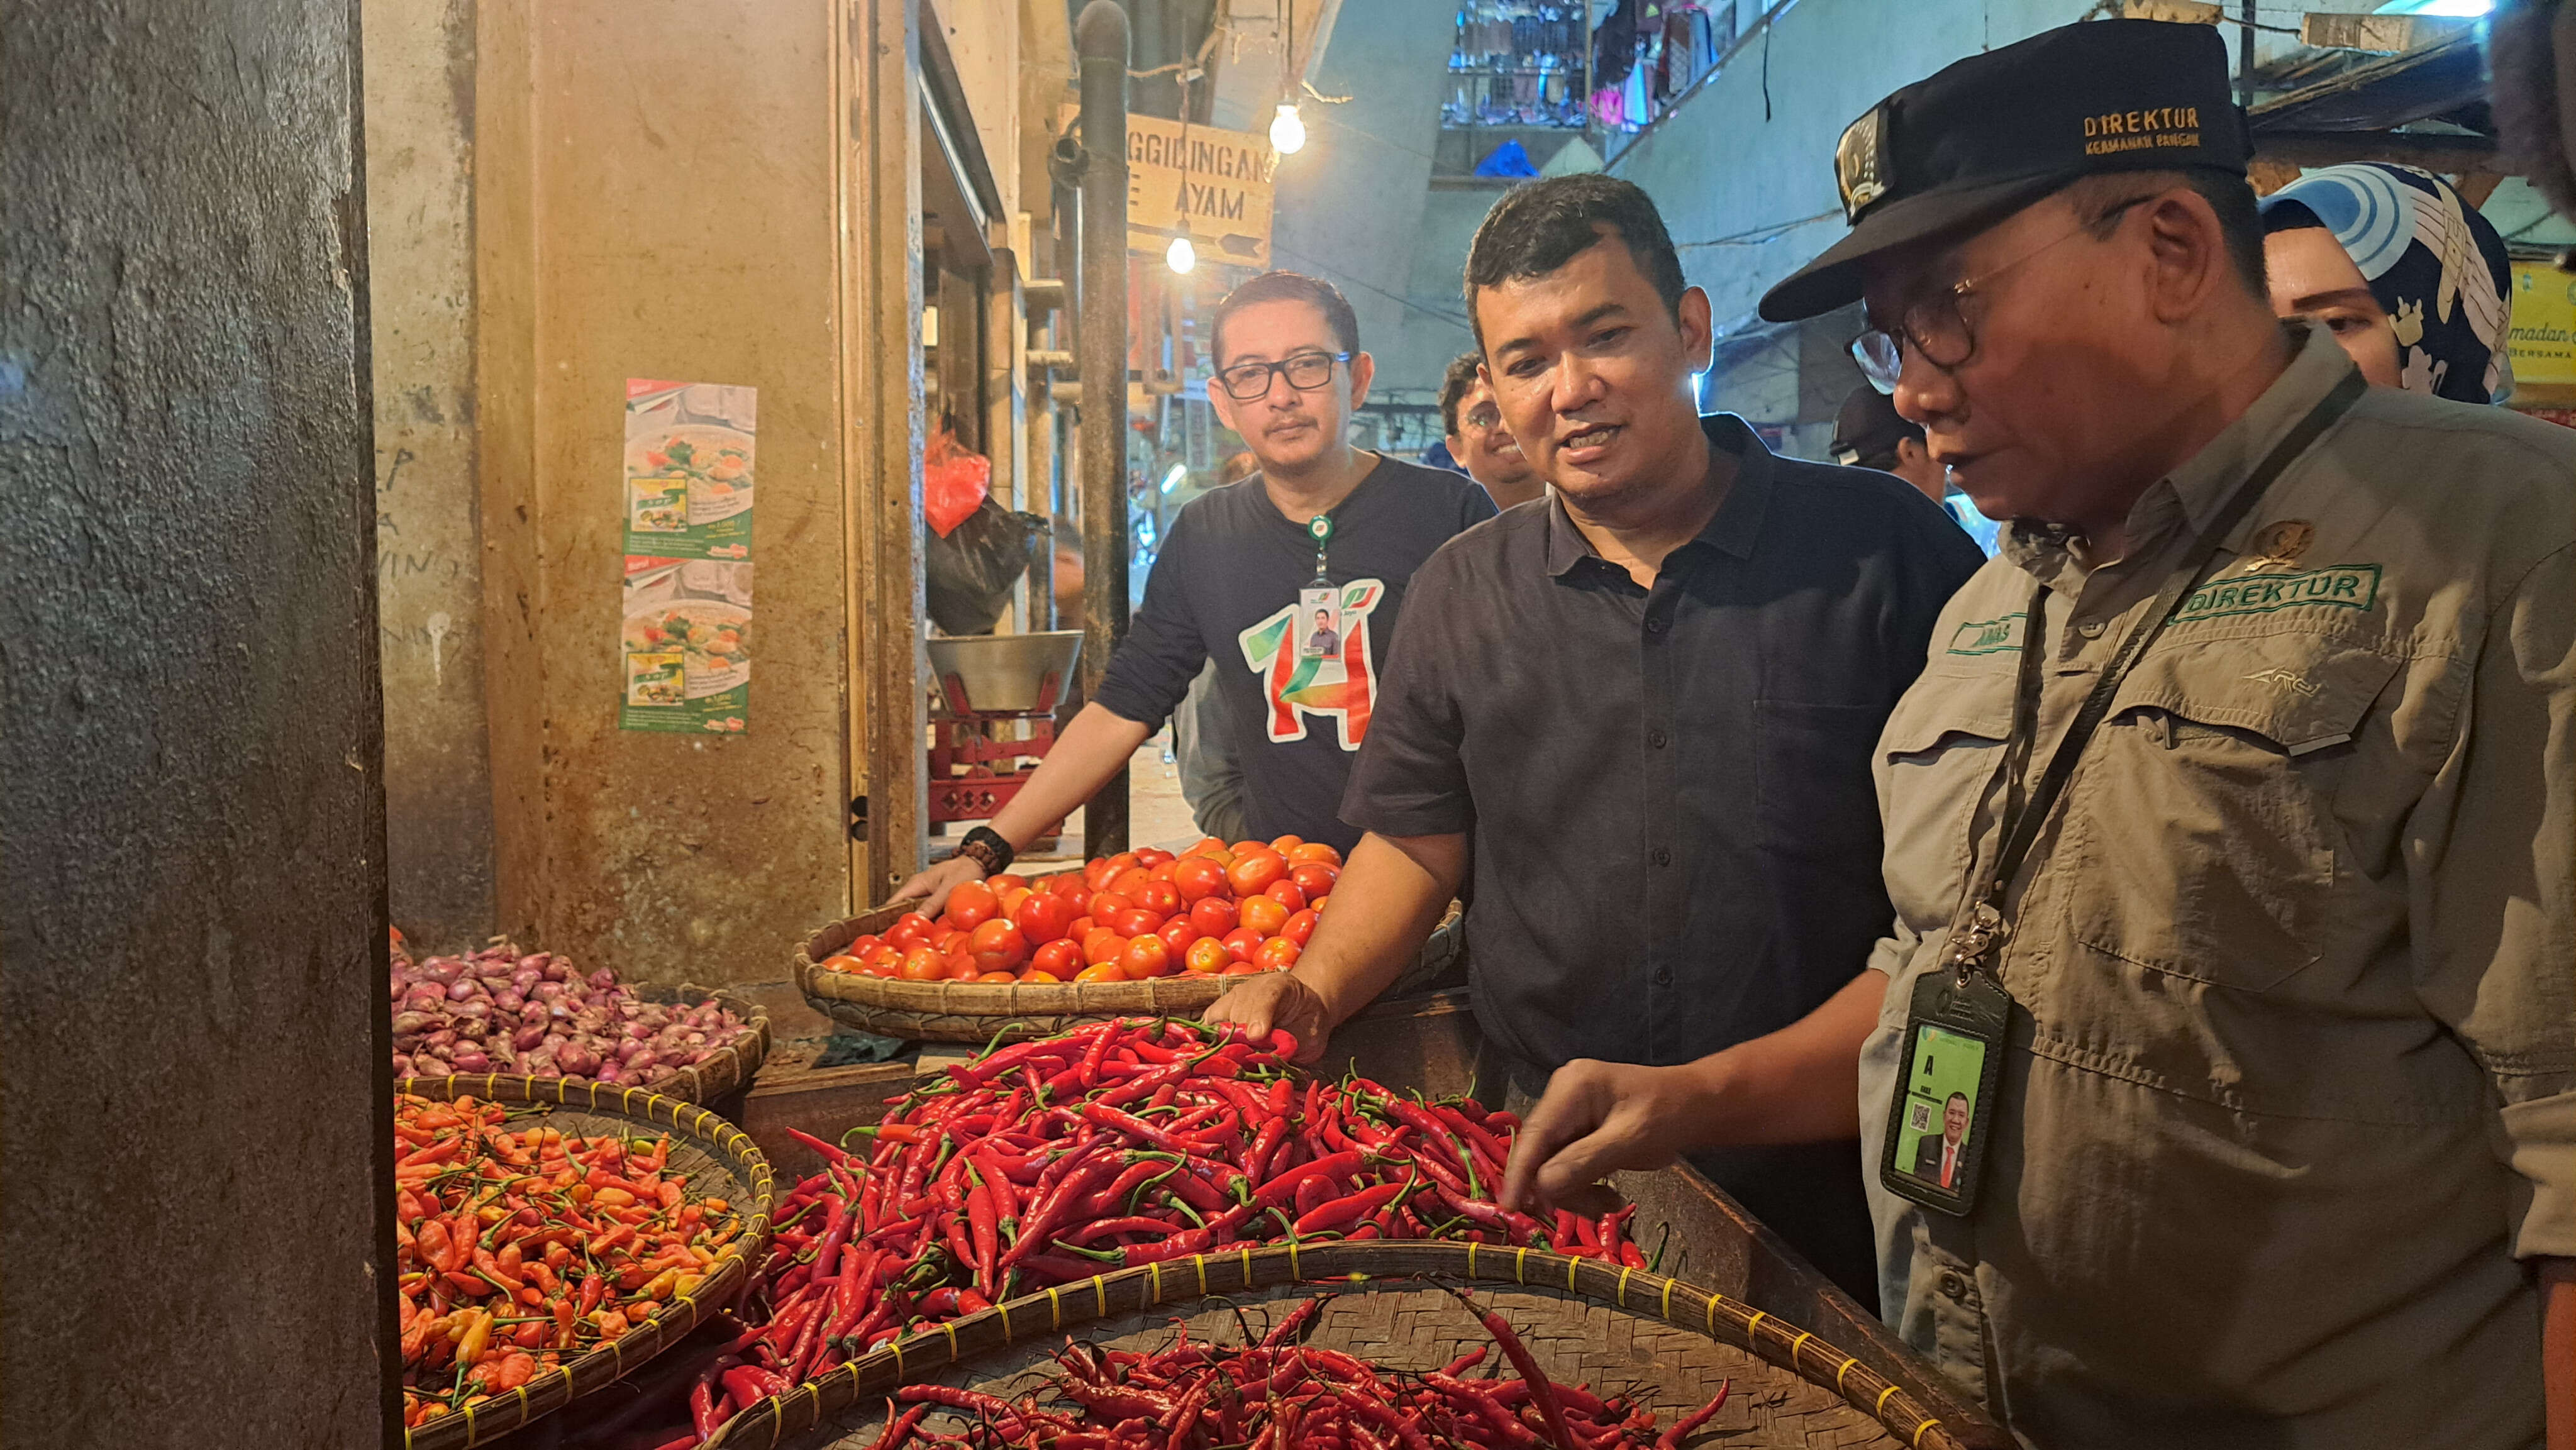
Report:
1499,21,2575,1449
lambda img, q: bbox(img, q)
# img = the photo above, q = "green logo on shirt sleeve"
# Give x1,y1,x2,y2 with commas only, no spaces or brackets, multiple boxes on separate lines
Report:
1945,612,2026,655
2174,565,2381,624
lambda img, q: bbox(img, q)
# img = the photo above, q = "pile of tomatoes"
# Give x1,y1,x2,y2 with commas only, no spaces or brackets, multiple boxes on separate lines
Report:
822,837,1342,985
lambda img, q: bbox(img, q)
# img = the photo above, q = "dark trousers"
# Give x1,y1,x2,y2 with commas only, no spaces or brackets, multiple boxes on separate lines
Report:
1468,1040,1881,1316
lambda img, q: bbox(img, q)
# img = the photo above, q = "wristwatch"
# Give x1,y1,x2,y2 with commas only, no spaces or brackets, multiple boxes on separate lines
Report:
956,825,1014,877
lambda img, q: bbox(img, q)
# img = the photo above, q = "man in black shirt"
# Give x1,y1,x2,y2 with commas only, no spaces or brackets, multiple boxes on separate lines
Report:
1208,177,1980,1302
894,272,1494,910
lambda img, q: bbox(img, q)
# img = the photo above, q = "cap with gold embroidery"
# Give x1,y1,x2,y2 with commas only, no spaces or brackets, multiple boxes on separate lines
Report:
1760,18,2249,323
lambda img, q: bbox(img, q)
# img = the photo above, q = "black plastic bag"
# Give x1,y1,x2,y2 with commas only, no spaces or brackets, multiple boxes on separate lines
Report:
925,497,1048,635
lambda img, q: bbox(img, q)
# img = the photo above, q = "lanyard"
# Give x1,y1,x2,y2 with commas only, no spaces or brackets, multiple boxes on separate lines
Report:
1943,368,2365,982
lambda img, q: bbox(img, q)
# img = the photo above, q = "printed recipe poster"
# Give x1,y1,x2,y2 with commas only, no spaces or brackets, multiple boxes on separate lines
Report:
620,380,755,732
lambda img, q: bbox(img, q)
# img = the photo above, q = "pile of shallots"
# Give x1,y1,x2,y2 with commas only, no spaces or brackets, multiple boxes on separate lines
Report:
390,940,752,1087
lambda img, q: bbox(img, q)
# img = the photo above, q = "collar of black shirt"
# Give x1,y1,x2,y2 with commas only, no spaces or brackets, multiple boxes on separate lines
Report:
1541,412,1775,578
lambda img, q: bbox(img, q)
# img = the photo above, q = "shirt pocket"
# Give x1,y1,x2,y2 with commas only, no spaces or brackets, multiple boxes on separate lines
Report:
1754,699,1892,863
2065,634,2401,993
1877,673,2016,916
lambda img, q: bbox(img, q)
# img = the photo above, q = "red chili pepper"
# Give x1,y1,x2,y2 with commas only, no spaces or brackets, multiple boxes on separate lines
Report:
1652,1381,1729,1450
1446,1287,1580,1450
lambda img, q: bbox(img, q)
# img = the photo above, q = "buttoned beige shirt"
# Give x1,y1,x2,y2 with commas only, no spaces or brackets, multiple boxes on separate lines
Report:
1858,326,2575,1449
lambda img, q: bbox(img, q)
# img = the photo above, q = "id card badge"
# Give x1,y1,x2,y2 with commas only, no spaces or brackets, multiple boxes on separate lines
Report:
1297,584,1341,659
1879,965,2012,1217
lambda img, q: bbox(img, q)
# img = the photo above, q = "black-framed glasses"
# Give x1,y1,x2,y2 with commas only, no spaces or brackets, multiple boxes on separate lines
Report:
1214,350,1350,401
1848,195,2151,394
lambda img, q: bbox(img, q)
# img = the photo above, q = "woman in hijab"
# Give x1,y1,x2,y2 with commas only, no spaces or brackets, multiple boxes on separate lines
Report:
2258,162,2514,404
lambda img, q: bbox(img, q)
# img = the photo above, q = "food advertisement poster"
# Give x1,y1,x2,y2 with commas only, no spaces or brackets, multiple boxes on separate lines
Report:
621,380,756,733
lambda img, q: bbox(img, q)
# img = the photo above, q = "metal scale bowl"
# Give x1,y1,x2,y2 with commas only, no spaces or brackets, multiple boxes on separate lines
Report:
924,630,1084,831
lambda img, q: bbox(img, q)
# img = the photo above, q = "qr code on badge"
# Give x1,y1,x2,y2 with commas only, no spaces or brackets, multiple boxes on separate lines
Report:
1907,1102,1933,1133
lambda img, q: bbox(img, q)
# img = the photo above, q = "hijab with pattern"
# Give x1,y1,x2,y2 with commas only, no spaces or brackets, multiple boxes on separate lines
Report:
2257,163,2514,404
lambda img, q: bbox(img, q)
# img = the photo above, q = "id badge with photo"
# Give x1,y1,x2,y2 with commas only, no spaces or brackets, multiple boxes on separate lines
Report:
1297,584,1341,659
1879,966,2012,1217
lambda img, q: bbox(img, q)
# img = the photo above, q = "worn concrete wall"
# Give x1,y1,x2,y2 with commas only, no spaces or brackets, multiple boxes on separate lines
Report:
367,0,497,953
0,0,397,1446
1385,182,1504,398
942,0,1023,221
479,0,860,987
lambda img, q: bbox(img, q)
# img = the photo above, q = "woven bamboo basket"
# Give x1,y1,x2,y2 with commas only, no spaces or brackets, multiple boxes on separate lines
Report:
635,985,773,1104
396,1075,779,1450
796,900,1463,1043
700,1241,1967,1450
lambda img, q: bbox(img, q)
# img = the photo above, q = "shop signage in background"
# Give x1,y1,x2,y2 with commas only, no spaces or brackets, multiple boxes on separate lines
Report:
1121,112,1275,268
2508,261,2576,406
619,379,757,733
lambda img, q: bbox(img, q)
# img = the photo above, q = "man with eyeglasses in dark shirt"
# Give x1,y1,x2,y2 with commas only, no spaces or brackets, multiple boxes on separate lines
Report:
896,272,1494,910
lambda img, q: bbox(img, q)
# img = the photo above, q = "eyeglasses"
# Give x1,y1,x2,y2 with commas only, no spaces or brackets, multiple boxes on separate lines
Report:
1848,195,2150,394
1215,350,1350,401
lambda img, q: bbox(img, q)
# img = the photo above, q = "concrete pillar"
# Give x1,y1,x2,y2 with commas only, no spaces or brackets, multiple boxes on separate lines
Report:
1,1,397,1444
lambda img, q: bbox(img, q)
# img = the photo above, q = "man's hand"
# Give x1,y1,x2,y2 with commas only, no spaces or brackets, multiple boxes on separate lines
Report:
1202,970,1331,1064
1499,1059,1724,1216
886,855,988,918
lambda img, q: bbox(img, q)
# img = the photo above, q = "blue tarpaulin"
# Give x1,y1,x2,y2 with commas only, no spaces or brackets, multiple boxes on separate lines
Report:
1473,140,1540,177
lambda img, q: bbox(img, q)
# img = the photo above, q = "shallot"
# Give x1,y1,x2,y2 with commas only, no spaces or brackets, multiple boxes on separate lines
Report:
386,938,753,1091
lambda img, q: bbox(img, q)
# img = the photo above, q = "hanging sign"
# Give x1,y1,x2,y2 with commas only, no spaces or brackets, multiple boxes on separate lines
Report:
2508,261,2576,401
1065,108,1277,268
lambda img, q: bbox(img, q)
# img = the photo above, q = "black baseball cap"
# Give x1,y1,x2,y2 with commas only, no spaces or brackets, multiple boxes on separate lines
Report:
1759,19,2250,323
1831,385,1923,462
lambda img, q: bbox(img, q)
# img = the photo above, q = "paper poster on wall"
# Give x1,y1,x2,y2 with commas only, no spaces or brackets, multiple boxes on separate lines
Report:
619,556,753,733
620,379,756,733
623,379,757,560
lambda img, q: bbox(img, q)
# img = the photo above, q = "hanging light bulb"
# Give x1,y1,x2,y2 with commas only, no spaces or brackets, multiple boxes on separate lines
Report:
1166,232,1197,274
1269,101,1306,156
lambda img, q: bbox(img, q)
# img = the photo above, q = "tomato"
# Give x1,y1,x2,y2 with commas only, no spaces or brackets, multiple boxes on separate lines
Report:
1221,927,1265,963
975,970,1017,983
969,918,1028,973
945,953,980,980
1136,880,1183,917
1121,934,1174,979
1226,851,1288,899
1075,961,1127,984
1134,848,1176,869
821,953,865,974
945,880,1001,930
1239,895,1289,937
1032,938,1085,978
895,912,936,938
867,944,904,970
899,946,947,982
1288,862,1339,898
1229,840,1269,859
1108,866,1154,899
1021,968,1063,984
1063,914,1096,943
1013,892,1071,946
991,873,1030,896
1189,896,1240,937
1085,892,1135,923
933,928,968,954
1185,936,1231,974
849,934,886,953
1254,937,1302,971
1147,861,1179,884
1310,895,1330,914
1082,929,1128,968
1049,873,1092,900
1171,857,1228,904
1111,908,1165,938
1084,853,1135,892
1286,843,1343,866
998,887,1033,921
1158,917,1202,956
1281,909,1318,947
859,956,903,978
1221,959,1260,977
1264,880,1308,913
1268,835,1306,854
1183,837,1228,858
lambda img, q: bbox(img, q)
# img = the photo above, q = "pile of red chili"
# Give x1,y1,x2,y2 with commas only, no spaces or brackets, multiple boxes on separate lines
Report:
679,1018,1652,1443
868,1288,1729,1450
395,1093,747,1430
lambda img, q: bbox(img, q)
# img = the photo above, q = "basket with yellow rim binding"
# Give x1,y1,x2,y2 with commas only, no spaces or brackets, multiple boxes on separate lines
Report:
795,899,1462,1044
396,1074,777,1449
699,1239,1977,1450
635,984,774,1104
